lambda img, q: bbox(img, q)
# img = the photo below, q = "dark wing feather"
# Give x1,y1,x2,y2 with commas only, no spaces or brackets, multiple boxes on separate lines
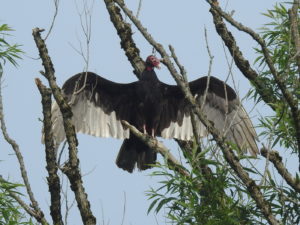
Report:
50,72,139,144
157,76,259,156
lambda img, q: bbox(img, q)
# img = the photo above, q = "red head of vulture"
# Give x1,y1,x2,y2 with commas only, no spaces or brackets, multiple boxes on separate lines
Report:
49,55,258,173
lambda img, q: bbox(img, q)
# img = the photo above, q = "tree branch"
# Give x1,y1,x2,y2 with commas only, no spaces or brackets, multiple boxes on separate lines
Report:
44,0,60,41
0,67,49,225
208,0,300,158
169,45,188,82
32,28,96,225
206,3,279,111
261,148,300,193
207,0,297,110
111,1,280,224
35,78,64,225
288,0,300,75
103,0,145,77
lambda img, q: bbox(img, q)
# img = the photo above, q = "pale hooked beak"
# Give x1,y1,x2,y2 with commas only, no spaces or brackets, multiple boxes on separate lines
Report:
155,59,161,69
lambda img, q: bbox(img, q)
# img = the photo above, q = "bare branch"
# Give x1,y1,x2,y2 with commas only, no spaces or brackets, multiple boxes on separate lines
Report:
207,0,300,160
71,0,95,95
0,68,49,225
44,0,60,41
169,45,188,82
32,28,96,225
207,0,294,106
103,0,145,77
61,178,76,225
120,192,126,225
204,26,214,79
74,0,94,71
35,78,64,225
261,148,300,193
201,28,213,111
206,4,279,111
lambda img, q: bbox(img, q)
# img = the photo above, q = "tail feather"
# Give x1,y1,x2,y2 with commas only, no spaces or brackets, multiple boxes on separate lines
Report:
226,106,259,156
116,135,157,173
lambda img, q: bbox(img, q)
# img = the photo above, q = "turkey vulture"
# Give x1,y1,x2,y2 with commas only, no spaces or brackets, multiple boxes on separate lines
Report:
50,55,258,173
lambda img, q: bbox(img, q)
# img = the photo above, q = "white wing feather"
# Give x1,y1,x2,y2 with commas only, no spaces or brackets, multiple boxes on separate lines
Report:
48,91,129,145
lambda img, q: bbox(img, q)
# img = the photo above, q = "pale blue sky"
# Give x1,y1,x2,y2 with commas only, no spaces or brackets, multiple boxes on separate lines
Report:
0,1,284,224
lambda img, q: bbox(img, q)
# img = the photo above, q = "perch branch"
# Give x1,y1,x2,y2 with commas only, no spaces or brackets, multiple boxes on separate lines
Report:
104,0,191,171
35,78,64,225
32,28,96,225
112,1,279,224
121,121,190,177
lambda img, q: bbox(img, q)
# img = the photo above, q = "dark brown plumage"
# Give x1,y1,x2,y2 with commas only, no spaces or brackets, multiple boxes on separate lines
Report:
49,55,258,173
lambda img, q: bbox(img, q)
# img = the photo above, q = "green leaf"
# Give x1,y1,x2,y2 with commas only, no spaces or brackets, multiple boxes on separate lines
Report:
147,198,159,214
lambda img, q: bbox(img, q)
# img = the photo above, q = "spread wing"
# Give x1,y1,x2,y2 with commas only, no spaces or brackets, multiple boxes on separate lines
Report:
50,72,139,144
157,76,259,156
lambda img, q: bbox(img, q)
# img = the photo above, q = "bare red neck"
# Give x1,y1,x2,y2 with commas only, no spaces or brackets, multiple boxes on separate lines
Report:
146,66,154,71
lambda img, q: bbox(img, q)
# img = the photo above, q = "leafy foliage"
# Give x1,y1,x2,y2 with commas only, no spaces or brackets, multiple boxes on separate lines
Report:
254,2,300,153
147,146,263,225
0,24,23,70
0,179,33,225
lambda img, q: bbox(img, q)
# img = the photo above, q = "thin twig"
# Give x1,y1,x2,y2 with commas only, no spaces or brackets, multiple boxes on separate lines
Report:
169,45,188,82
0,68,49,225
201,27,213,111
259,128,275,186
44,0,60,41
136,0,143,18
58,141,67,166
120,192,126,225
72,0,94,95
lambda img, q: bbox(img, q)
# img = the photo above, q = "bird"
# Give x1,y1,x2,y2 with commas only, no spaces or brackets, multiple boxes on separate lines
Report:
49,55,258,173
